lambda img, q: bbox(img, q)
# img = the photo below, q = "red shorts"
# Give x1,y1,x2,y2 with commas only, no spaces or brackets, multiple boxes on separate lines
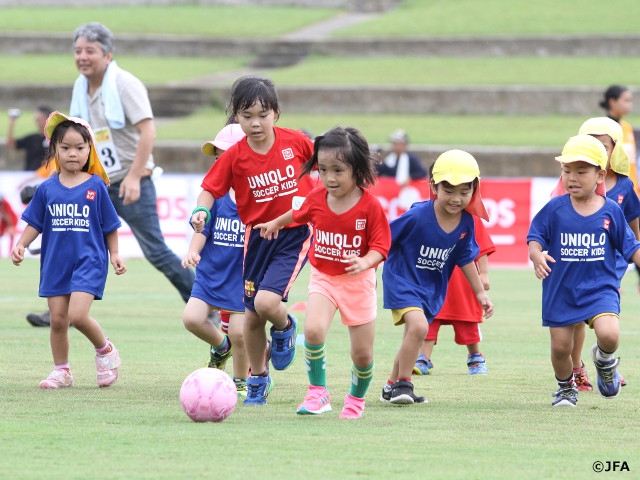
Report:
425,320,481,345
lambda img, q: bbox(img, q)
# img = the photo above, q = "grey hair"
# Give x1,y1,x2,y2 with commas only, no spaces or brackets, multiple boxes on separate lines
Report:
73,22,115,55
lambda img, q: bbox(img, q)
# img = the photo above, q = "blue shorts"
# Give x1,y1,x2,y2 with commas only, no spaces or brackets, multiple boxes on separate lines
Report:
190,280,244,313
243,224,311,312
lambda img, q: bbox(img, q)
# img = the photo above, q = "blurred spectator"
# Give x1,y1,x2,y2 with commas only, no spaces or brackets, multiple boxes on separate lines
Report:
0,194,18,256
6,106,53,171
376,129,427,186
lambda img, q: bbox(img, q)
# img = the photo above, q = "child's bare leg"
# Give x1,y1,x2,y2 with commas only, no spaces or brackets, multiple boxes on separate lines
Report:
421,339,436,359
47,295,71,365
254,289,288,330
182,297,223,346
571,321,586,369
591,315,619,354
549,325,575,381
228,312,248,379
466,343,481,355
66,291,108,348
244,308,268,375
392,310,429,381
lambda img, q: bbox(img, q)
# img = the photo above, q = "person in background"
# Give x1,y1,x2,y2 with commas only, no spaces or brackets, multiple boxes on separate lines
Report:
25,22,195,327
376,129,427,187
0,194,18,256
6,106,53,171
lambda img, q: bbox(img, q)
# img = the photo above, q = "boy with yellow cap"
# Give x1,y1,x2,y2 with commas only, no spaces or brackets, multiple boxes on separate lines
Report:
528,134,640,406
380,149,494,405
568,118,639,391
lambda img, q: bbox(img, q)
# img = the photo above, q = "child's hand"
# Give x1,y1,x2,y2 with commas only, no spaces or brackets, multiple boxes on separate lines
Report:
253,221,281,240
111,255,127,275
530,251,555,280
11,244,25,266
477,293,494,319
343,253,369,274
191,211,207,233
182,251,201,269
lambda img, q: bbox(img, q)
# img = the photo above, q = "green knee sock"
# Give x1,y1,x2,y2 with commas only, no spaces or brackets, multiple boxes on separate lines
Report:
304,341,326,387
350,361,374,398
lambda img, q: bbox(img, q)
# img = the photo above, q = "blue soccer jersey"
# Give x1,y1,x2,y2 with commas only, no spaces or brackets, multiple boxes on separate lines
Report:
527,194,640,327
191,193,245,312
382,200,479,321
607,175,640,282
21,174,121,299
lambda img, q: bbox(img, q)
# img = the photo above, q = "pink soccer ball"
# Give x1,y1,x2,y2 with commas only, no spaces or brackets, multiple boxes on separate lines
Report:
180,367,238,422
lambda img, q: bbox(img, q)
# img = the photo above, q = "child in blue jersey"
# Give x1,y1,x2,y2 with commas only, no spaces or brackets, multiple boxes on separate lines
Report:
182,123,251,398
380,150,494,405
11,112,126,389
563,118,639,391
528,134,640,407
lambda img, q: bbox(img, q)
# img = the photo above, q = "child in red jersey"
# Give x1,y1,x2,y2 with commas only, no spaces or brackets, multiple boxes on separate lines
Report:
190,76,316,405
256,127,391,419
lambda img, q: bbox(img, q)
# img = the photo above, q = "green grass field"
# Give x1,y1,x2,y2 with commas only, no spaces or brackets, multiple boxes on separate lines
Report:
1,259,639,479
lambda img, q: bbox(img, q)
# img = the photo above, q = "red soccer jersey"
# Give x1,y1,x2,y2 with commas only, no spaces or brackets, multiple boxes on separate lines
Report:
201,126,316,226
435,216,496,323
293,186,391,276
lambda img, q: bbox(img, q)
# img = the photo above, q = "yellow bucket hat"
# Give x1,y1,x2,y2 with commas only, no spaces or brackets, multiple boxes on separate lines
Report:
555,134,608,170
578,116,629,176
432,149,488,220
45,111,110,185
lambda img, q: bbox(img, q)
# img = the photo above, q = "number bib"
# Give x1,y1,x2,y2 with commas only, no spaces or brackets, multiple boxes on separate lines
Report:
93,127,122,174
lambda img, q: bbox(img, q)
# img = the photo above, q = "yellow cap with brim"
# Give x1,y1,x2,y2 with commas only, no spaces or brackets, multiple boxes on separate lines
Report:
202,124,246,156
432,149,480,185
44,111,110,185
578,117,629,175
555,134,608,170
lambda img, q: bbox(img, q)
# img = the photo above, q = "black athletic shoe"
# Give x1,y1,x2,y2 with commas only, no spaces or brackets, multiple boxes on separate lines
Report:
26,311,50,327
389,380,427,405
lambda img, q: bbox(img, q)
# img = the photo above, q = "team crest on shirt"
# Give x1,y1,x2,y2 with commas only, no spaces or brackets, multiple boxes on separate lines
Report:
617,194,624,204
86,190,96,201
355,219,366,230
244,280,256,298
459,231,468,240
282,148,294,161
603,219,610,230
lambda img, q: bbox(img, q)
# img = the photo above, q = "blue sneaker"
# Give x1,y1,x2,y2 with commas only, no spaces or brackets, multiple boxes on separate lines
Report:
467,353,488,375
270,314,298,370
244,374,273,406
413,354,433,375
590,344,621,398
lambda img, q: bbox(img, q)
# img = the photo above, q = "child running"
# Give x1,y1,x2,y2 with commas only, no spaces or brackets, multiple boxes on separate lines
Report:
182,123,251,399
380,150,494,405
11,111,126,389
528,134,640,406
413,214,495,376
190,76,316,405
254,126,391,419
553,117,639,391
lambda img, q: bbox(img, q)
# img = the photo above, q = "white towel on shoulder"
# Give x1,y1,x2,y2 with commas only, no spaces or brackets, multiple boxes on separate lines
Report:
70,60,125,129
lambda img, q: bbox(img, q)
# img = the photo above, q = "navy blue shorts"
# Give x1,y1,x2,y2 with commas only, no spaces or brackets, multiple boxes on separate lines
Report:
243,224,311,312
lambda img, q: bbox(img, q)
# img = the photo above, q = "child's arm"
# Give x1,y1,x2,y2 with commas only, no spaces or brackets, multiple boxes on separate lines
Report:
11,225,40,266
528,240,555,280
190,190,215,234
460,262,494,319
476,253,490,291
628,218,640,241
343,249,385,275
182,232,207,269
253,209,294,240
105,230,127,275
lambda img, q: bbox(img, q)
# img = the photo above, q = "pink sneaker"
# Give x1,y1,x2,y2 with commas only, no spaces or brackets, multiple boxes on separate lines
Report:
296,385,332,415
339,394,365,419
40,369,74,389
95,341,121,387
